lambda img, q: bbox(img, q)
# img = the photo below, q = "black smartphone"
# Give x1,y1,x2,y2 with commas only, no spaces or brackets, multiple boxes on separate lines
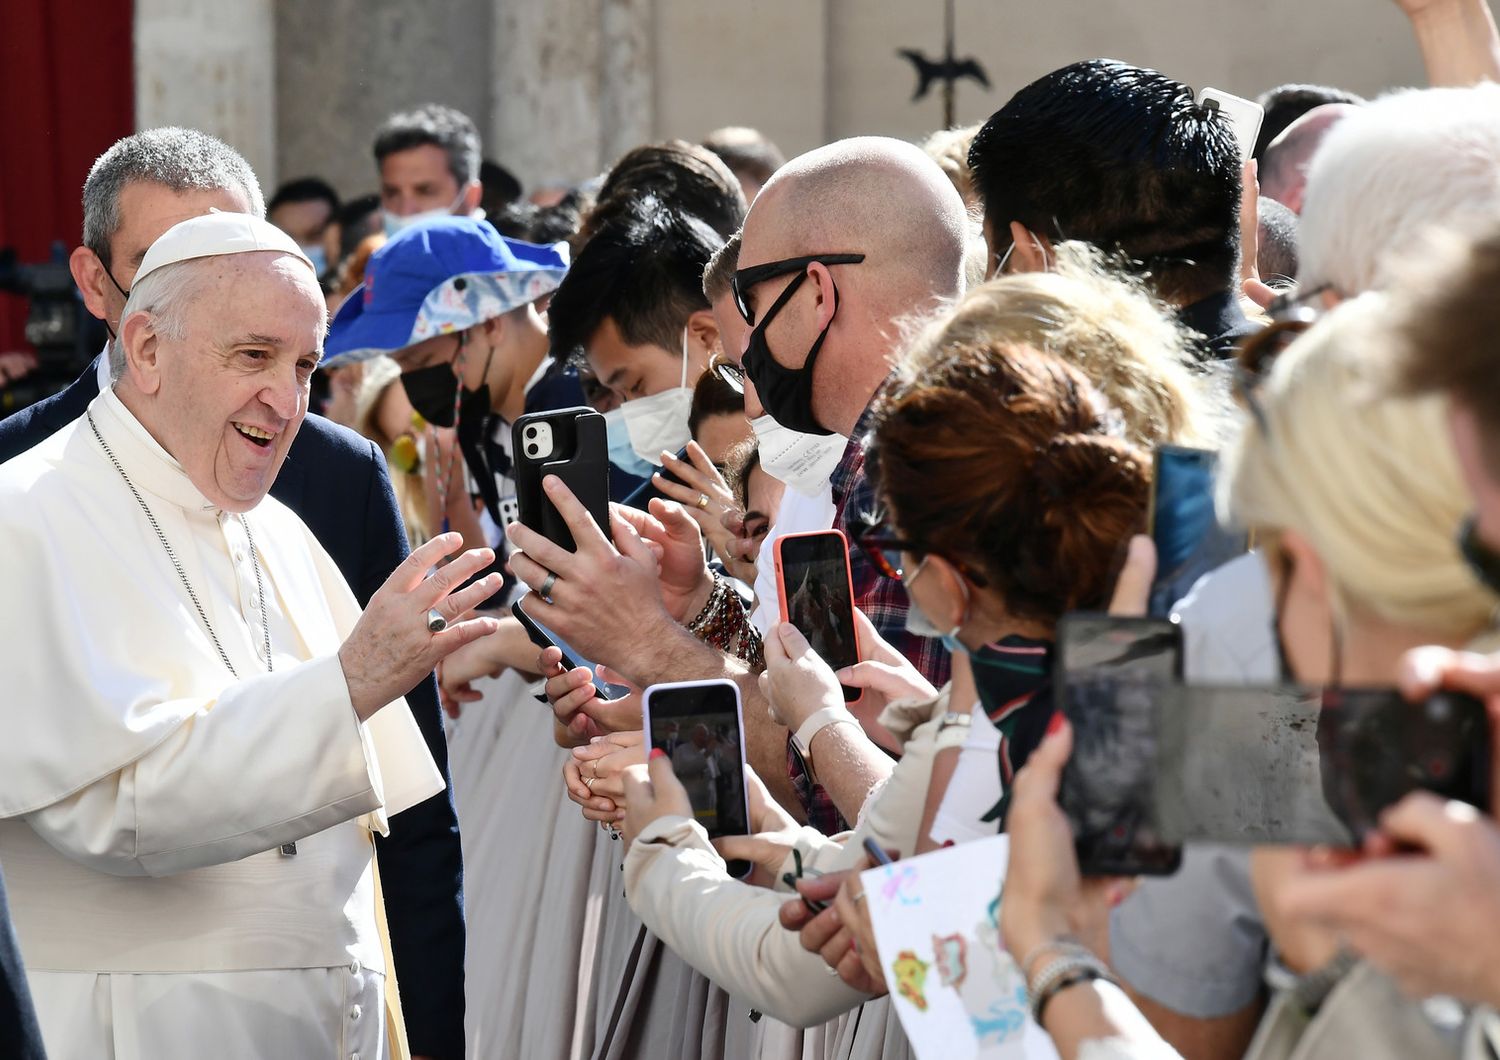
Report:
513,407,611,552
1154,685,1492,845
511,600,629,701
774,530,862,704
642,680,752,879
1148,446,1249,616
1055,614,1184,876
621,446,689,511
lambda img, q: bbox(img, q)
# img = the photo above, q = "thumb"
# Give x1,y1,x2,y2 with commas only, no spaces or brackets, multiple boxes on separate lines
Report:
712,834,771,862
1108,535,1156,617
1378,791,1477,858
1010,715,1071,806
611,505,657,566
836,659,907,694
776,622,814,659
651,497,701,538
621,762,654,805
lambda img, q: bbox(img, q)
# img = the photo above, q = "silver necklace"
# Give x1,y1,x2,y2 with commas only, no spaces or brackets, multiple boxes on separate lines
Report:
87,412,273,678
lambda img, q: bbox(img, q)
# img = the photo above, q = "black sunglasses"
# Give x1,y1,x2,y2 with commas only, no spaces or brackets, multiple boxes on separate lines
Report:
731,253,866,326
1232,284,1329,433
854,513,989,587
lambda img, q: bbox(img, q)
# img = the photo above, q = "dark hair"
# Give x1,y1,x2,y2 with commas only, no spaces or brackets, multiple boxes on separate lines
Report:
871,342,1149,624
581,141,746,245
1256,196,1299,286
701,126,786,188
491,191,588,246
969,58,1242,304
268,177,340,216
479,158,523,216
373,103,481,187
1393,223,1500,473
335,193,382,261
548,197,725,362
723,438,763,513
688,364,746,439
1254,83,1365,159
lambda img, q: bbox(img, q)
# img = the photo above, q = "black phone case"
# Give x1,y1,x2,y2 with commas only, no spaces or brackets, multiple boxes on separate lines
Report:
513,407,611,552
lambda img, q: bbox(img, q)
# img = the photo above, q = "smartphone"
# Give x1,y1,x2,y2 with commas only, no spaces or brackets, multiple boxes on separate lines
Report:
1055,614,1184,876
513,406,611,552
642,679,753,879
1064,676,1492,849
1198,87,1264,165
621,446,689,511
773,530,862,703
1148,446,1249,616
511,599,629,701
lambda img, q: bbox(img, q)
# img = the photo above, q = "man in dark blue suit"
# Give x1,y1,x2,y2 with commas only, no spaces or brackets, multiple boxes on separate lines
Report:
0,128,465,1059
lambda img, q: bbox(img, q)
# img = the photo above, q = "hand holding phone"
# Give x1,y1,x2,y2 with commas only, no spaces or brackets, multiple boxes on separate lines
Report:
774,530,863,704
642,679,753,878
512,600,629,701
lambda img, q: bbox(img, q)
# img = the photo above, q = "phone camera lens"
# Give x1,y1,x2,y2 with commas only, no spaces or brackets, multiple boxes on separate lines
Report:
527,444,539,456
524,426,538,438
1429,695,1452,722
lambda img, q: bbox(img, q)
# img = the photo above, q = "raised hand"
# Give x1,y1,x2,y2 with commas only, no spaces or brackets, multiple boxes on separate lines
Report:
339,532,504,720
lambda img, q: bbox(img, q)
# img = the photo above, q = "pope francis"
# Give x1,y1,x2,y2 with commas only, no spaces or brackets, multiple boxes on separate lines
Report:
0,212,503,1059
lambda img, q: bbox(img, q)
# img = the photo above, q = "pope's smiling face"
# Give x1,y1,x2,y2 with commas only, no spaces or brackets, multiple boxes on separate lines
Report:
118,251,326,512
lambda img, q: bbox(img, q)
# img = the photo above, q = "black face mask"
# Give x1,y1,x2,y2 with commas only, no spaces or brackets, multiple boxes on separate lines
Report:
1459,515,1500,595
735,253,864,437
402,340,493,432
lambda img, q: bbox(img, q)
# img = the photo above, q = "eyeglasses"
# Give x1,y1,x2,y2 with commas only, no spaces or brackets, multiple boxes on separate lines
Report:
1459,515,1500,595
1232,284,1329,433
854,513,989,587
709,356,745,395
731,253,866,326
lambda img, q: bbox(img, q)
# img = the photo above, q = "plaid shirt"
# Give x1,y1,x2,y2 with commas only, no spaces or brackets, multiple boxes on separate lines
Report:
790,397,953,835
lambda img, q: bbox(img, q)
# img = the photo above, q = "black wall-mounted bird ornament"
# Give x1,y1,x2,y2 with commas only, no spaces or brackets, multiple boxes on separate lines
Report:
896,0,991,127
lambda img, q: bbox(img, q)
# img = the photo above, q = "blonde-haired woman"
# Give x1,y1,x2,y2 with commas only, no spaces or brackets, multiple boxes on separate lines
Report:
1113,294,1500,1060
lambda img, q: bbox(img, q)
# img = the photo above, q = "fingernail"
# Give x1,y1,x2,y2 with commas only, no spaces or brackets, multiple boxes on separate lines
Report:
650,748,667,761
1045,711,1065,737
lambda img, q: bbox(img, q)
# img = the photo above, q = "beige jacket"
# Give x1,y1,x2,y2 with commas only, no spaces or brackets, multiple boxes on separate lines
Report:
622,688,968,1027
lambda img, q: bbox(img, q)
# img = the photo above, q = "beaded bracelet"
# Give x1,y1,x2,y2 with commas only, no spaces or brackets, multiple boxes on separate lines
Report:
1027,951,1115,1024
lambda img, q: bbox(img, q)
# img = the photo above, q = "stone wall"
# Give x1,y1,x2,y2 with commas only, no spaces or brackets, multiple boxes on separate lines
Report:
135,0,1466,199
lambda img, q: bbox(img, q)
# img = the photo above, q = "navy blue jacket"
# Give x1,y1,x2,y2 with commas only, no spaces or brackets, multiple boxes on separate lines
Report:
0,360,466,1059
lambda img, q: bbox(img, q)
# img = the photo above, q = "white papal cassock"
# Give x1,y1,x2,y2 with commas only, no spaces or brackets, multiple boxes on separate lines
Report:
0,386,444,1060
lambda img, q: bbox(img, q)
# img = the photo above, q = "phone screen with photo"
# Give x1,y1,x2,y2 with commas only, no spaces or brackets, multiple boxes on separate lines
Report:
778,531,860,701
1055,614,1184,876
643,680,751,878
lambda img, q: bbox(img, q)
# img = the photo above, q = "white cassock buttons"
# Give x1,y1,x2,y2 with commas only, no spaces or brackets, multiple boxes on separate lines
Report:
349,1004,361,1021
349,959,360,975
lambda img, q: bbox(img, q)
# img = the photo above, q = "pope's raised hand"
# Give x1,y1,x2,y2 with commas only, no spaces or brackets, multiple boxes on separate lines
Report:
339,532,504,720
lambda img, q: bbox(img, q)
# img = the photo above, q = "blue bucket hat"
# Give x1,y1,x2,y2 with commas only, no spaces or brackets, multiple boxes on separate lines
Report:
323,215,569,368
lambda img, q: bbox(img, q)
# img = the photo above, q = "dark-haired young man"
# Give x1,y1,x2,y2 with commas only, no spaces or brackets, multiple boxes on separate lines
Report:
968,58,1254,358
267,176,341,275
373,103,484,235
546,199,723,480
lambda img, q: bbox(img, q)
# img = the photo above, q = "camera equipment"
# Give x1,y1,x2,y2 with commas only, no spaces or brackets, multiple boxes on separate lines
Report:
0,241,106,414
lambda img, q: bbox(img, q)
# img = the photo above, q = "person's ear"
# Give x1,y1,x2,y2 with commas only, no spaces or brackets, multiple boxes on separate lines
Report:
1280,529,1329,605
70,246,113,325
119,310,162,395
804,261,839,331
461,180,483,216
685,308,720,364
1006,222,1052,274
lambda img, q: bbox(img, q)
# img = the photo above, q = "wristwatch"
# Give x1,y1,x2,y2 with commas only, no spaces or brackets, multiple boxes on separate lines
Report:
793,705,859,758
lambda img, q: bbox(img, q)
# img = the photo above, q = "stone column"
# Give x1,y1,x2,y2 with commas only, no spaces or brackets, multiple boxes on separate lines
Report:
491,0,655,191
134,0,278,187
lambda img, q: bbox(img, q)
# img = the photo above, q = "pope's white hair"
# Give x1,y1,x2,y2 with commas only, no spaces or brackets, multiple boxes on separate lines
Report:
110,259,206,380
1299,83,1500,295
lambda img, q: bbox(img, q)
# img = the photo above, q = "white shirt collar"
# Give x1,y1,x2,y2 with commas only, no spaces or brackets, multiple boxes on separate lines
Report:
89,386,219,512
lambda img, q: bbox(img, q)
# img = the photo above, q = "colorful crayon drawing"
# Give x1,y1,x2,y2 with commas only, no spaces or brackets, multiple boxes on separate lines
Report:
880,864,920,905
892,950,931,1011
934,933,968,988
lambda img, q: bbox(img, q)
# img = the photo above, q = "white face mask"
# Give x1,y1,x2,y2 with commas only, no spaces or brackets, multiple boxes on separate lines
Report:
619,329,695,466
751,414,846,496
382,187,467,237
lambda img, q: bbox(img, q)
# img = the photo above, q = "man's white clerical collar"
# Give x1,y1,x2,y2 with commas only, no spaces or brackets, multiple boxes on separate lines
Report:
90,387,220,512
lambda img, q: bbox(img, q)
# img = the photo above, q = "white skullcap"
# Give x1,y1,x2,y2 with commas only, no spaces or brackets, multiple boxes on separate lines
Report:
133,208,313,286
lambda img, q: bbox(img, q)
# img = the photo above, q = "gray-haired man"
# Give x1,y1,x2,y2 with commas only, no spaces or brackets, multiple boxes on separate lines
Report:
0,127,467,1060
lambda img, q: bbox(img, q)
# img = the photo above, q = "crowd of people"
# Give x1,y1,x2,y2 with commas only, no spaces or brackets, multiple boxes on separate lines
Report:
3,0,1500,1057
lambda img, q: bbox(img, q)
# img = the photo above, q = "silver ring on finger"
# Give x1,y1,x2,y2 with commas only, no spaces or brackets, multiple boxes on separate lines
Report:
538,570,558,603
426,608,448,633
582,773,595,791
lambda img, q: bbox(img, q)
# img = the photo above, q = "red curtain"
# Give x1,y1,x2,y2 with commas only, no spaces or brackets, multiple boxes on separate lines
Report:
0,0,134,353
